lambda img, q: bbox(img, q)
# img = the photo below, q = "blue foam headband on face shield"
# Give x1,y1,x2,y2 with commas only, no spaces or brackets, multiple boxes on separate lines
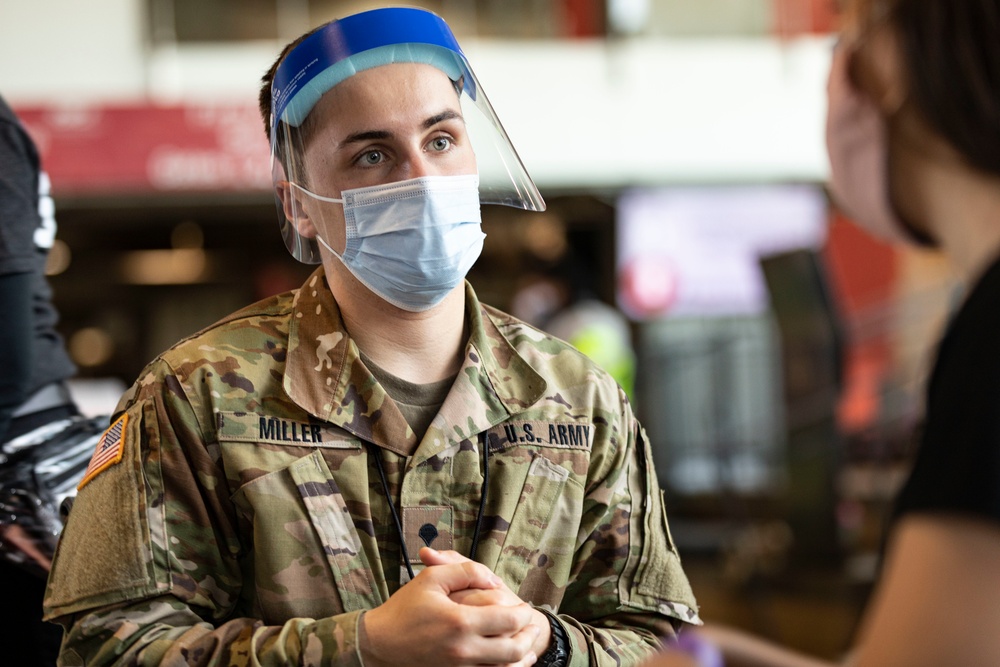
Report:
271,7,475,137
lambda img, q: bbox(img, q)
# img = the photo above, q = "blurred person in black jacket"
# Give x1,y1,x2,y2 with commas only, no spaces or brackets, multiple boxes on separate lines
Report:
0,93,81,667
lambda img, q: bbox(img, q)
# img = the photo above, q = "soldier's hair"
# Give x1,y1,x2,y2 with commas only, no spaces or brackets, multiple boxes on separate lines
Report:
853,0,1000,175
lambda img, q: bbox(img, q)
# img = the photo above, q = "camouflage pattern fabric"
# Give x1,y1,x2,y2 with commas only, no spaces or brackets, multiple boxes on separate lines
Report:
44,268,699,666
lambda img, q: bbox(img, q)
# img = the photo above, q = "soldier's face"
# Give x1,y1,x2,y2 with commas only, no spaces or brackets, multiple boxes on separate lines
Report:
298,63,478,253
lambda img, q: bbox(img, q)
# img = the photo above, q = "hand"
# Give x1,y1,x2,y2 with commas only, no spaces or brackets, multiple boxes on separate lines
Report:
420,547,552,661
640,631,723,667
639,654,701,667
0,524,52,571
360,555,541,667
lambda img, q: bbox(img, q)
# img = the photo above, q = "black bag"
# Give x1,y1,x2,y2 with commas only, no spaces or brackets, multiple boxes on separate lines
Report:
0,415,106,578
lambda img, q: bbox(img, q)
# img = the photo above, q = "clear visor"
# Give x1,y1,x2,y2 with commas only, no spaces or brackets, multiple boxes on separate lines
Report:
270,21,544,263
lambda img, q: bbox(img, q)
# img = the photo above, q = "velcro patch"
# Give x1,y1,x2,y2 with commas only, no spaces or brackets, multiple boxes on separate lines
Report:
78,414,128,490
488,420,595,451
402,506,454,562
217,411,360,449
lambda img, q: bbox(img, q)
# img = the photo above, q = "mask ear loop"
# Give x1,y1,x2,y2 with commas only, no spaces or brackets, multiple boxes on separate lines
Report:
288,181,344,204
313,233,341,258
286,182,347,257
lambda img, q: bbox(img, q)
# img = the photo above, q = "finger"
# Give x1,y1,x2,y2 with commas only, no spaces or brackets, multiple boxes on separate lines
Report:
2,525,52,570
416,560,502,596
419,546,469,566
420,549,516,597
468,601,536,638
465,620,540,665
508,620,541,656
450,588,514,607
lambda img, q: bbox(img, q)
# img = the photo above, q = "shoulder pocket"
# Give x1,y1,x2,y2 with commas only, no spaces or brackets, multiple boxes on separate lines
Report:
45,404,162,617
628,428,701,623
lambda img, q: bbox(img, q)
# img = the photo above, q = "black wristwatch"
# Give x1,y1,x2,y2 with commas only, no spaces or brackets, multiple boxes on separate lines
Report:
537,612,569,667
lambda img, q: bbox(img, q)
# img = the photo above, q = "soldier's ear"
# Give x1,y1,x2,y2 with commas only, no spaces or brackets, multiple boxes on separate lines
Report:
276,181,318,238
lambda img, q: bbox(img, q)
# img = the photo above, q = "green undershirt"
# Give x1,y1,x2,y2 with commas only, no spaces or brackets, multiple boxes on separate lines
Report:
360,352,455,443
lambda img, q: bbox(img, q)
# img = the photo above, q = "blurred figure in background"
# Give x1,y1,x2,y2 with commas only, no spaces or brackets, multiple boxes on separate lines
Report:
0,93,80,667
511,247,636,403
647,0,1000,665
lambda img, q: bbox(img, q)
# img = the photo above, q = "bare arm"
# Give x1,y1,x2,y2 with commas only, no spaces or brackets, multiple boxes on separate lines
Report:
851,515,1000,667
642,515,1000,667
639,626,838,667
697,625,839,667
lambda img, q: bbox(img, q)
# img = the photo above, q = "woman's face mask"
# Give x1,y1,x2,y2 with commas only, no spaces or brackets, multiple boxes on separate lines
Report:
826,36,938,248
825,44,910,244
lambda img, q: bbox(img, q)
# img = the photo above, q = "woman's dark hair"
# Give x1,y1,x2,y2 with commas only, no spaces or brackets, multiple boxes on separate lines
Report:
890,0,1000,175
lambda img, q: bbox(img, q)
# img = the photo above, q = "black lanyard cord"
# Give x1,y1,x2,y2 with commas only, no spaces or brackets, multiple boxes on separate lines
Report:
469,431,489,562
366,434,490,584
368,442,416,582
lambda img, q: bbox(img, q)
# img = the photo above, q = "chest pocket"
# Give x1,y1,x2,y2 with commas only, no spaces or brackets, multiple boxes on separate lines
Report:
219,413,386,622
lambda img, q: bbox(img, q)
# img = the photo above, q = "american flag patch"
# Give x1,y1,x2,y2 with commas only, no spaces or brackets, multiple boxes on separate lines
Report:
78,414,129,490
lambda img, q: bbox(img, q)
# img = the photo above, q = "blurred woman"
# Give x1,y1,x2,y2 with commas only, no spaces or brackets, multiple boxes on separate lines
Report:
649,0,1000,665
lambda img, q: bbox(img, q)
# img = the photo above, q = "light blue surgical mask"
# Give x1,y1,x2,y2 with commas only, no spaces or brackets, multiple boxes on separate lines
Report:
291,174,485,312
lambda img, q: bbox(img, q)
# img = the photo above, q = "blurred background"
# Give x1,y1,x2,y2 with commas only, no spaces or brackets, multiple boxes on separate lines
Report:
2,0,960,659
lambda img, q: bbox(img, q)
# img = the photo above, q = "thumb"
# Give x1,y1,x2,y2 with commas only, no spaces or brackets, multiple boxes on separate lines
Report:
420,560,502,595
419,547,470,567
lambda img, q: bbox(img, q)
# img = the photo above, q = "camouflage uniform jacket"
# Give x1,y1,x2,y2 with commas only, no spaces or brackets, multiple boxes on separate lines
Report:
44,269,699,666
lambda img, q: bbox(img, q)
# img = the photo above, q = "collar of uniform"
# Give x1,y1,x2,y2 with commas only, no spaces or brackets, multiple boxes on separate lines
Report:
283,268,415,455
283,270,546,458
411,282,547,466
462,282,547,414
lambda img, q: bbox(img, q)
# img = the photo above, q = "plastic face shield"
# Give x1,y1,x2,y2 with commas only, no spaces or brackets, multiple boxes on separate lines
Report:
269,7,545,264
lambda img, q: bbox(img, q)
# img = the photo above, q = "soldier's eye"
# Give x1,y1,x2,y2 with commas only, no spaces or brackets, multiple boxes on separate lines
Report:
429,137,452,152
361,150,384,166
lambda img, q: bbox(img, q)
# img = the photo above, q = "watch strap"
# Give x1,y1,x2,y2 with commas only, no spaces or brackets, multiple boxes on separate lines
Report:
537,611,569,667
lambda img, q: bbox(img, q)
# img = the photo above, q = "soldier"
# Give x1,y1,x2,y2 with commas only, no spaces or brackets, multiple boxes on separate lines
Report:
44,8,699,666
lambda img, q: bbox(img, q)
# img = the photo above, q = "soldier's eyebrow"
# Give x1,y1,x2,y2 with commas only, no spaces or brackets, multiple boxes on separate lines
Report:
339,129,392,148
338,110,463,148
422,109,462,128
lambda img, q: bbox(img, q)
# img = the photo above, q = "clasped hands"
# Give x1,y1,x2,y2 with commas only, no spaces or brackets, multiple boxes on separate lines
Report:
360,546,552,667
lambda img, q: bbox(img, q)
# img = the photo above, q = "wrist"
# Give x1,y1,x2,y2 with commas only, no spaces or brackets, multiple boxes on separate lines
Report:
358,610,389,667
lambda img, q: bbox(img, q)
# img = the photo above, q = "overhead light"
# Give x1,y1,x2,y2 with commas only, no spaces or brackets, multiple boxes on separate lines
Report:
45,239,72,276
120,248,209,284
69,327,115,367
608,0,651,35
523,214,567,262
